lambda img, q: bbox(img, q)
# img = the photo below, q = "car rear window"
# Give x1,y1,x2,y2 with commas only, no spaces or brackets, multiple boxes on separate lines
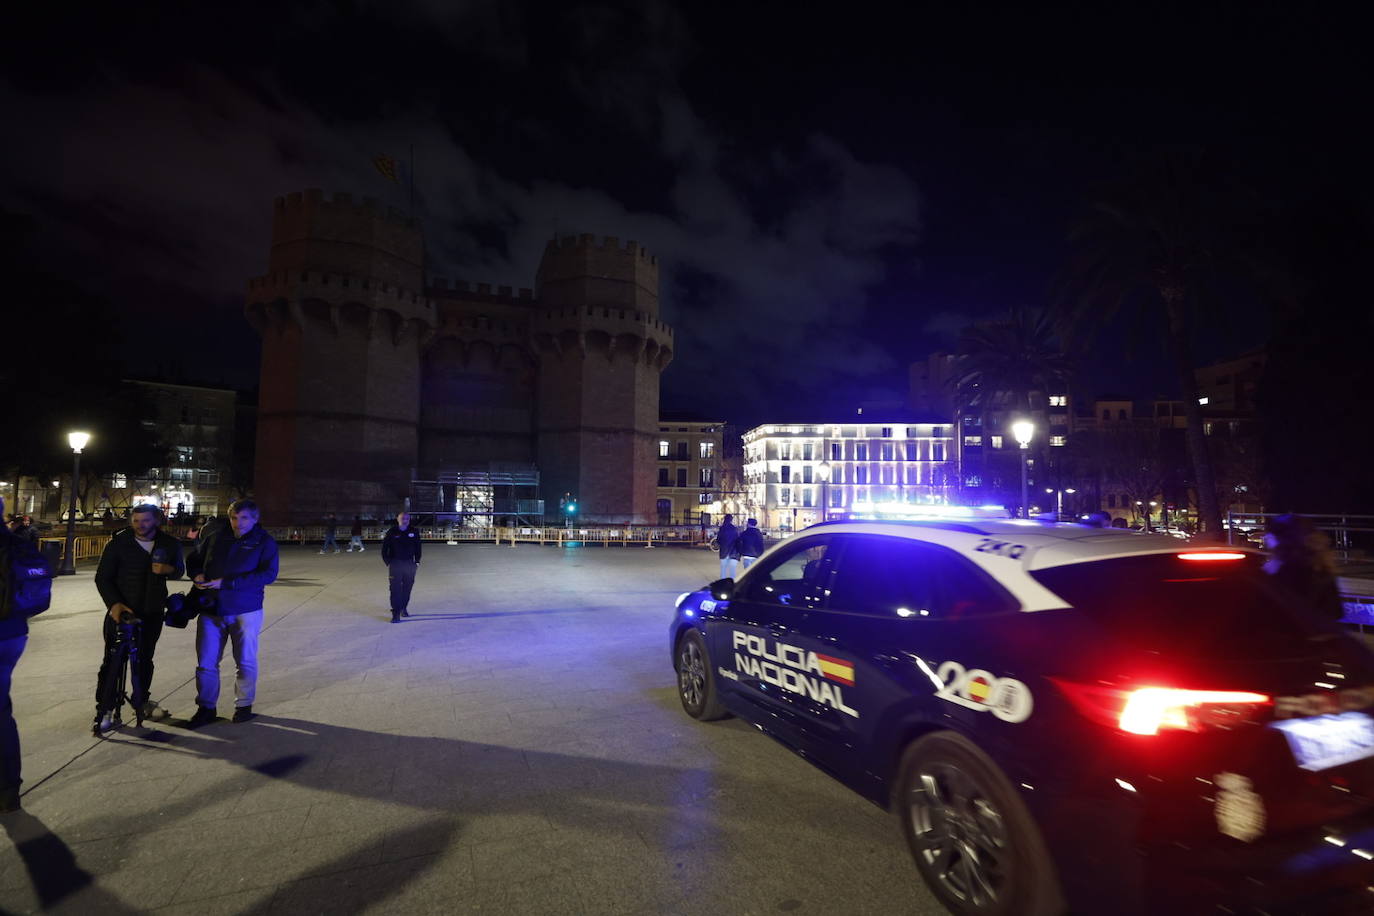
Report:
1030,554,1324,658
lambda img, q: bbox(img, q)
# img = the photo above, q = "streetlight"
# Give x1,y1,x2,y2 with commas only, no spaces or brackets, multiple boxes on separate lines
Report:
817,461,832,523
1045,486,1077,520
60,431,90,576
1011,420,1034,519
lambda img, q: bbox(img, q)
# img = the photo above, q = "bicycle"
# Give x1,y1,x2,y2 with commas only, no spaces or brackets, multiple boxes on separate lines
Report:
93,619,145,735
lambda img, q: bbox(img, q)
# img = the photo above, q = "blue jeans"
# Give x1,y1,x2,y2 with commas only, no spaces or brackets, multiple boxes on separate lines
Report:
389,562,418,612
322,532,338,552
1,634,26,792
195,610,263,709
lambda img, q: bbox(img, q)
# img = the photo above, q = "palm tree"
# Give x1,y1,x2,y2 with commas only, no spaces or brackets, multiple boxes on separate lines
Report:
951,309,1072,513
1055,148,1263,539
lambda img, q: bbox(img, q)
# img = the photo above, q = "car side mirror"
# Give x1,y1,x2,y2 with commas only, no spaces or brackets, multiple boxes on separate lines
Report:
707,578,734,600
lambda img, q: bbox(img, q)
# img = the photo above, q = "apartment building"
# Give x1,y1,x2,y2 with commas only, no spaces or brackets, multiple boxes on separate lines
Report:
654,416,725,525
741,421,958,531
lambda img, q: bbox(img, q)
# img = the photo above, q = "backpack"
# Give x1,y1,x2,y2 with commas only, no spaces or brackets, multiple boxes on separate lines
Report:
1,534,54,619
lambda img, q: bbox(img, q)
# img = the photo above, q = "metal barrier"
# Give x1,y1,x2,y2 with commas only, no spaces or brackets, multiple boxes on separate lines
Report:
1227,512,1374,555
39,535,108,566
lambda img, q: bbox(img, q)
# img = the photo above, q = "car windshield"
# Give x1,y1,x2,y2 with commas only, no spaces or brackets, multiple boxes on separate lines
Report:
1030,554,1326,659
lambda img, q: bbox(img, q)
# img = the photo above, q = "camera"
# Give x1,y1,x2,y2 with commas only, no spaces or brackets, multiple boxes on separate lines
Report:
164,588,218,628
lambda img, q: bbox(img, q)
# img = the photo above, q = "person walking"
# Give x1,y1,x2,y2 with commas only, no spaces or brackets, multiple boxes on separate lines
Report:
1,494,54,813
381,511,422,623
320,513,340,554
737,518,765,571
92,504,185,731
347,515,365,552
1264,513,1346,622
185,499,279,727
717,513,741,580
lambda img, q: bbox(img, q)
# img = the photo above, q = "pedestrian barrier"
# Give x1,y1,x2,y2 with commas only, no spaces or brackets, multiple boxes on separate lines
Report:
39,535,107,566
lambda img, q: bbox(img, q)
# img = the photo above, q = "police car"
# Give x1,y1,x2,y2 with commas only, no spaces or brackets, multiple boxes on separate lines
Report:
668,516,1374,915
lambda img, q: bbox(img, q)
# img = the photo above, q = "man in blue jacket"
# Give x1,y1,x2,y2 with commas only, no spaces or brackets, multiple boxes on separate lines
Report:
185,499,278,726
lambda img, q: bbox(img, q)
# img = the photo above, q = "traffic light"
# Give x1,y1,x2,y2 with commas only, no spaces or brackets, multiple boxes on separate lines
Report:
566,501,577,515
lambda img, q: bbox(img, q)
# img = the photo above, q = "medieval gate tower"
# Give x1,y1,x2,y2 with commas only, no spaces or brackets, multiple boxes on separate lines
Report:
246,189,673,524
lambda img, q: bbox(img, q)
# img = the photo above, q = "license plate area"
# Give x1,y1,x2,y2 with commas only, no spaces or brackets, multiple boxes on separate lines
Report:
1271,711,1374,771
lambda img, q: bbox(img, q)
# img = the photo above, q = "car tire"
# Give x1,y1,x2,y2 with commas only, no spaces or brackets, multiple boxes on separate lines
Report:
895,731,1063,916
676,630,729,721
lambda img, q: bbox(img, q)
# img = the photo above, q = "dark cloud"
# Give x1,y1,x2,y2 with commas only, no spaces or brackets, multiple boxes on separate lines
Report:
0,0,923,418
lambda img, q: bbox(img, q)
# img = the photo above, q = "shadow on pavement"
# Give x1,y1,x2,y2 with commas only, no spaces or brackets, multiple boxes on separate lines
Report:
0,810,139,913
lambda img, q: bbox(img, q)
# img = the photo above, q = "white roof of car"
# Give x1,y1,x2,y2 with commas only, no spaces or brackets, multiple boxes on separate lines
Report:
793,519,1263,612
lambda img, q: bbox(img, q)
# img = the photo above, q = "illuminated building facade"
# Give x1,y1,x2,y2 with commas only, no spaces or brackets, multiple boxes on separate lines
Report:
741,421,959,531
654,415,724,525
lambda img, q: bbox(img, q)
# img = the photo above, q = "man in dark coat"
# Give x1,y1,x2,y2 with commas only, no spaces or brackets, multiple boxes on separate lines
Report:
1,495,48,812
381,511,422,623
717,513,740,580
93,504,184,731
737,518,765,571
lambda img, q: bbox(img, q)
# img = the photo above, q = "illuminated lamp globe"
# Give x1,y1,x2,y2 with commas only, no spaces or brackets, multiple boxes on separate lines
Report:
1011,420,1034,447
68,431,91,452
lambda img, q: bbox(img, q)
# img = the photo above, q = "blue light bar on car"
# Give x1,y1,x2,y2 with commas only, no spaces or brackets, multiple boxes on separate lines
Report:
848,502,1011,521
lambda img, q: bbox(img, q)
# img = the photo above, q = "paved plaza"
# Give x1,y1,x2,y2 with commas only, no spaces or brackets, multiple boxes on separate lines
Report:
2,543,939,915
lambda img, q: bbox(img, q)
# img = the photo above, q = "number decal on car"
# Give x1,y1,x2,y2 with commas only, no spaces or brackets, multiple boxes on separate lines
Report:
934,660,1034,723
973,538,1027,559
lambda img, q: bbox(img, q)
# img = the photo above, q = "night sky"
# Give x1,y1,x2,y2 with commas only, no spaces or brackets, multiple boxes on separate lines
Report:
3,1,1367,427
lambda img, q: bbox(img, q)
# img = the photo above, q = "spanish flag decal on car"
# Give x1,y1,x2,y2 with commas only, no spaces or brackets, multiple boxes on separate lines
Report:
817,653,856,686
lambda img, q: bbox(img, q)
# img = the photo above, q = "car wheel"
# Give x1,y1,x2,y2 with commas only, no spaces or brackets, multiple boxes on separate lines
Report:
676,630,729,720
896,731,1063,916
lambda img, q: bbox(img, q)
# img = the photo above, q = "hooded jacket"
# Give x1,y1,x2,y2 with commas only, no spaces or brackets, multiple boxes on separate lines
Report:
187,523,279,615
94,528,185,620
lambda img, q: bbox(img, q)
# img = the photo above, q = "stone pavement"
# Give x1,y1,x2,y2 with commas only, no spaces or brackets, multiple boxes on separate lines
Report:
1,543,940,915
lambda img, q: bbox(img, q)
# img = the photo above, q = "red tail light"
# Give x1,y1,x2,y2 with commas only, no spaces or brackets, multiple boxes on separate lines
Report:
1052,679,1272,735
1177,551,1248,561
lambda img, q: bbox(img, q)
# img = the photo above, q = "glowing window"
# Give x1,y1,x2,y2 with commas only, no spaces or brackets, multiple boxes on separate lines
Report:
1050,436,1066,447
658,440,670,458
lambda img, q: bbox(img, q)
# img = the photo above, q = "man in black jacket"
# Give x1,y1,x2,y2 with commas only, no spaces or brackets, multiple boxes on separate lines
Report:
737,518,765,571
93,504,184,732
381,511,422,623
717,514,740,580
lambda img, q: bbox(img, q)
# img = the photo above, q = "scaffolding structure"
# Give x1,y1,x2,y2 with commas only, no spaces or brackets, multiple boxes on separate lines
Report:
409,464,544,530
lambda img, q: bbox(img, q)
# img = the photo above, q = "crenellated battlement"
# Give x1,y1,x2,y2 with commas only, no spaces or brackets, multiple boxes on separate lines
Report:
428,278,536,304
275,188,420,230
534,304,674,338
547,233,657,264
248,270,430,305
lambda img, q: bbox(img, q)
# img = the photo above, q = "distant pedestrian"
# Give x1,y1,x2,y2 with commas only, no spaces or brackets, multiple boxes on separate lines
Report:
320,513,340,554
717,513,740,579
185,499,279,727
347,515,365,552
92,504,185,731
738,518,764,571
2,494,54,813
1264,513,1345,622
381,511,422,623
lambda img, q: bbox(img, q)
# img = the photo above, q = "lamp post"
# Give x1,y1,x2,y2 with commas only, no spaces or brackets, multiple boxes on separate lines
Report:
59,431,90,576
1046,486,1076,520
817,461,831,523
1011,420,1034,519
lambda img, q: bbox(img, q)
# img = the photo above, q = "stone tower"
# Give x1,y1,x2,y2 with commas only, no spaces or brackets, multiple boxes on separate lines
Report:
532,234,673,523
245,189,434,523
